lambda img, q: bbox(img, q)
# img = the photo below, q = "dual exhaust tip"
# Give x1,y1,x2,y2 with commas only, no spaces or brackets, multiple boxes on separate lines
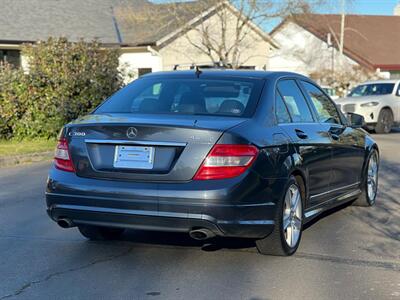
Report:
57,218,74,228
57,219,215,241
189,228,216,240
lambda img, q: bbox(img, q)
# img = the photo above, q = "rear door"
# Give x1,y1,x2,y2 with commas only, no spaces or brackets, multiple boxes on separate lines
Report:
300,80,365,198
276,79,332,207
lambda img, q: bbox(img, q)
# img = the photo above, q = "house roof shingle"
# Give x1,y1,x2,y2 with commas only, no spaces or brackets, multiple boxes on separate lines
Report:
0,0,124,43
279,14,400,71
115,0,217,46
0,0,216,46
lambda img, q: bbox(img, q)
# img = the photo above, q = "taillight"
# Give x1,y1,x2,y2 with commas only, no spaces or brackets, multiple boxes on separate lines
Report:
54,138,75,172
193,144,259,180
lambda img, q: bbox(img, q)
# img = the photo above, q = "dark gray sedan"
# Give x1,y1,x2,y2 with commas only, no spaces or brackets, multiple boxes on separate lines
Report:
46,70,379,256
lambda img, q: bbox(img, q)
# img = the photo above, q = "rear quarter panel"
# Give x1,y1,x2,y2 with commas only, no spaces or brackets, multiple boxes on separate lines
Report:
221,119,298,209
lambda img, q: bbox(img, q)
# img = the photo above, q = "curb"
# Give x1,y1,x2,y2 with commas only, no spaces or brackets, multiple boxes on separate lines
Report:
0,151,53,168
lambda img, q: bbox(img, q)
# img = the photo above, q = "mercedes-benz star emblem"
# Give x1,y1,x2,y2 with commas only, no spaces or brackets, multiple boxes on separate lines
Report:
126,127,138,139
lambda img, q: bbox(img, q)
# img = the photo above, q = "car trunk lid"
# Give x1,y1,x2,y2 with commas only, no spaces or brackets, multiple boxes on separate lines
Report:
65,113,247,182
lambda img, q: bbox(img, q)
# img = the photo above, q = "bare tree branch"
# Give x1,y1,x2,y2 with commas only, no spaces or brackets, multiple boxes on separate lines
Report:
117,0,327,68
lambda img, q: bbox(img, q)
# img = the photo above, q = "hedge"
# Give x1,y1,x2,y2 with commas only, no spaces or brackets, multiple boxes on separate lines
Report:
0,38,123,139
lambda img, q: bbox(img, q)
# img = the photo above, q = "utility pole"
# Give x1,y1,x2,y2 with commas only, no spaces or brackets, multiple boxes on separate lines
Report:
339,0,345,54
327,33,334,74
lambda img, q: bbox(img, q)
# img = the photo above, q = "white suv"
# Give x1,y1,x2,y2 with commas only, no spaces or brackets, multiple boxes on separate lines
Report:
335,80,400,133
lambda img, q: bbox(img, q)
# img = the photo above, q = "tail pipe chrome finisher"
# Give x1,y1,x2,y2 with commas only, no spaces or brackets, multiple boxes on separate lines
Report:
189,228,216,240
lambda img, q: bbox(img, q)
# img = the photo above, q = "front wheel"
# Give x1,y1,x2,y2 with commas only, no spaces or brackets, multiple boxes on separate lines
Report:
78,225,125,241
375,109,393,134
256,176,303,256
353,150,379,206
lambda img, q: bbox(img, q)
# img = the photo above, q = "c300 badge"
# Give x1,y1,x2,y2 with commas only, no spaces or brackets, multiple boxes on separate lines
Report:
68,131,86,137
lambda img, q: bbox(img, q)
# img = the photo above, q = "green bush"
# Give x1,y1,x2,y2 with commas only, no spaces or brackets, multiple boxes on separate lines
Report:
0,64,28,139
0,38,123,139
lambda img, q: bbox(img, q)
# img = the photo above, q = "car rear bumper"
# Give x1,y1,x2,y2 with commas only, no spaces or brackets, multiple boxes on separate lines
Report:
46,166,282,238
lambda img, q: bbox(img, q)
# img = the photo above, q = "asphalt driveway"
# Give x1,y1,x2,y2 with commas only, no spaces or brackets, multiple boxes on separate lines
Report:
0,132,399,300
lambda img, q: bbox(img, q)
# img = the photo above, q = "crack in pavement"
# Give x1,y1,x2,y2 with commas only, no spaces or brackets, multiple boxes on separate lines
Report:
0,246,133,300
295,252,400,272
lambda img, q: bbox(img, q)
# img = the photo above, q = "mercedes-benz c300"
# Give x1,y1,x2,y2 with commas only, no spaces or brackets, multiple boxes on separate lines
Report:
46,70,379,256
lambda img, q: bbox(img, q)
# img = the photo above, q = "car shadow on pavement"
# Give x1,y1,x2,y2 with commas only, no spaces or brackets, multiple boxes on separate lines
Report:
302,201,353,231
345,158,400,258
119,229,257,252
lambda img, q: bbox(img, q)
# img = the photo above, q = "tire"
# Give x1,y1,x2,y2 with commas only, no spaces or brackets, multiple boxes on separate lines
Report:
256,176,303,256
375,108,393,134
352,149,379,207
78,225,125,241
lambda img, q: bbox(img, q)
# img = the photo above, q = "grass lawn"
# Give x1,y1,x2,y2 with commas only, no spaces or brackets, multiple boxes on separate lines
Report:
0,139,56,157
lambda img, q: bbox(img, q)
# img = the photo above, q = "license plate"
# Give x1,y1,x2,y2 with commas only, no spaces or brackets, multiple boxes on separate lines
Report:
113,145,154,169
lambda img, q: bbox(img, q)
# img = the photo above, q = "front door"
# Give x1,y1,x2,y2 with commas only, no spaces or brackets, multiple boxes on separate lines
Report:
300,80,365,199
276,79,332,208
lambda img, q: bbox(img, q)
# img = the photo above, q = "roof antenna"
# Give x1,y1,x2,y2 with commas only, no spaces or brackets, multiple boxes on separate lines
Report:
195,65,202,78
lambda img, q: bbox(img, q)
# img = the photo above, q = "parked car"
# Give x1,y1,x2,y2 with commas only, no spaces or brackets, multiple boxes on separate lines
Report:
46,70,379,256
335,80,400,133
321,85,339,100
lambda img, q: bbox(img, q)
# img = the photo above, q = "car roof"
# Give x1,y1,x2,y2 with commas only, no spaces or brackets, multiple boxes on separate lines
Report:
361,79,400,85
141,69,310,81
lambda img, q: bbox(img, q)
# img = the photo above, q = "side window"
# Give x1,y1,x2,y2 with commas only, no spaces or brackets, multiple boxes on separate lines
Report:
301,81,341,124
275,92,291,123
277,80,314,123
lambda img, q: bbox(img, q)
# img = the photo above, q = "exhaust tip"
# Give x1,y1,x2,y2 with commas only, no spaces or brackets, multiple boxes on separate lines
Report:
189,228,216,240
57,218,74,228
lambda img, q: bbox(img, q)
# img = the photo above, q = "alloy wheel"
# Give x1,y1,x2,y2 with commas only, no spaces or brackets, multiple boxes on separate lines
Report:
383,114,390,132
367,152,378,202
283,184,302,247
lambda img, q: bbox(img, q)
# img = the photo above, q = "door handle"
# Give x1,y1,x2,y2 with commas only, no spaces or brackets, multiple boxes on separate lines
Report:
295,129,308,139
328,126,344,141
330,133,340,140
328,128,341,141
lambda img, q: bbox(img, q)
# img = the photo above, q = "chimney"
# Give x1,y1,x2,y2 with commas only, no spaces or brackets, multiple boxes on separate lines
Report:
394,3,400,15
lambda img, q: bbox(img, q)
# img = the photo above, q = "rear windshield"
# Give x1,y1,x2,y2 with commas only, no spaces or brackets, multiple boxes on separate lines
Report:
95,77,264,117
349,83,395,97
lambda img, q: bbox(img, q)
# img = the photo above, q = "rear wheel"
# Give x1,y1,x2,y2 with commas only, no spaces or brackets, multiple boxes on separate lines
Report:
78,225,125,241
375,108,393,134
353,150,379,207
256,176,303,256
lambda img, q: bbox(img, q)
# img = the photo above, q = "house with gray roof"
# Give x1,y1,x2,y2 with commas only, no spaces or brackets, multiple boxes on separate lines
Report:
0,0,275,80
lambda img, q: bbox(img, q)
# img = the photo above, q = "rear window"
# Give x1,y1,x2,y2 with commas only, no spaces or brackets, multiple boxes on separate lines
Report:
349,83,395,97
95,77,264,117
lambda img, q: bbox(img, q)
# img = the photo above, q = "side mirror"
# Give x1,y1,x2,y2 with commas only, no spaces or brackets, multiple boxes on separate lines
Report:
346,112,365,128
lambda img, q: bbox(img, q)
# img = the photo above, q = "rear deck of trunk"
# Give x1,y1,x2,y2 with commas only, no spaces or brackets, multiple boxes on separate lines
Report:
65,113,247,182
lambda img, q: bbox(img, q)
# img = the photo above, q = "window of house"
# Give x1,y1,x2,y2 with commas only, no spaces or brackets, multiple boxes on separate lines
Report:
301,81,341,124
277,80,314,123
238,66,256,70
138,68,152,77
0,50,21,67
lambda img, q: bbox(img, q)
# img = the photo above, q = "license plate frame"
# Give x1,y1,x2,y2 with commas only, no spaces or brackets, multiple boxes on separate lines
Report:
113,145,155,169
